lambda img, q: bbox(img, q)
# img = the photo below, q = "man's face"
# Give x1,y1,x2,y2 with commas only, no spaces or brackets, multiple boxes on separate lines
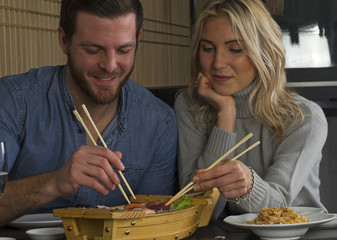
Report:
62,11,139,104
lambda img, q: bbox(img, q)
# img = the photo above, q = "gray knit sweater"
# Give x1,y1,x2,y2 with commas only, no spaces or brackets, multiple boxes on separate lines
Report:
174,83,327,214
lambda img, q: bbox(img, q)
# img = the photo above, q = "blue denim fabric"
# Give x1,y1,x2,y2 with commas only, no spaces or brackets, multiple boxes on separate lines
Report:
0,65,177,213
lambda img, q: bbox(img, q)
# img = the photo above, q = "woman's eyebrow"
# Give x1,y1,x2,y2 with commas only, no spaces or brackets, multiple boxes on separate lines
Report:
200,39,213,44
224,39,241,44
200,39,241,45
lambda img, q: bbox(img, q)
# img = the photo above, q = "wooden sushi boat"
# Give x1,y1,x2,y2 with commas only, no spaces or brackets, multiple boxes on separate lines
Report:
53,188,220,240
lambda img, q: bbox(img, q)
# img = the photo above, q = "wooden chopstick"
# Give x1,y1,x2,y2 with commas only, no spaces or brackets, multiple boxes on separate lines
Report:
81,104,136,200
171,141,261,200
73,108,132,204
165,133,255,206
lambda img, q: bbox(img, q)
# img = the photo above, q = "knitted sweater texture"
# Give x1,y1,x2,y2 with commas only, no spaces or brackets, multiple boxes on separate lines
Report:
174,83,327,214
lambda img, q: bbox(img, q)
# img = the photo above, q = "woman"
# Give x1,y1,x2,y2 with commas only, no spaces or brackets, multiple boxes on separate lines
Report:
174,0,327,215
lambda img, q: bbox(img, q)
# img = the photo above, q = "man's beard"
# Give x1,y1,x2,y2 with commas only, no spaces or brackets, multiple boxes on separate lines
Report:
67,55,133,105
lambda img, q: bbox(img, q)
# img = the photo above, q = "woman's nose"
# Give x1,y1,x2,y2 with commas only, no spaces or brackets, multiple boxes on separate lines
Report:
212,50,228,70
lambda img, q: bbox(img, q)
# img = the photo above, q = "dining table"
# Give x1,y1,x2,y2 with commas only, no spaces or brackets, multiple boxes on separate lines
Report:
1,218,337,240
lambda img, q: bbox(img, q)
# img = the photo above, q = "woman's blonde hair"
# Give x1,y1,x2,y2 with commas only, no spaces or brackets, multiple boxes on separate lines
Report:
188,0,303,143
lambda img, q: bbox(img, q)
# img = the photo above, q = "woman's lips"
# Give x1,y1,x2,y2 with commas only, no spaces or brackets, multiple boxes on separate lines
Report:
212,74,232,82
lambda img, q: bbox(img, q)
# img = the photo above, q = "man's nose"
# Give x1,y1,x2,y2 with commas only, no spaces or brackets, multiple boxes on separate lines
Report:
99,51,118,72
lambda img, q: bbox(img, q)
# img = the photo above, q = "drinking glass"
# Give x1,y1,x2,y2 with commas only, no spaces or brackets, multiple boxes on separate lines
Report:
0,141,8,197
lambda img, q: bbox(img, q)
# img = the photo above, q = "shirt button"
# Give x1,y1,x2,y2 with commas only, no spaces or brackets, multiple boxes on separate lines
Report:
78,129,83,134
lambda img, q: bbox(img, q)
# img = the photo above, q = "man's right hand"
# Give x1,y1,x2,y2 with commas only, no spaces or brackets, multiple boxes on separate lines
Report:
52,145,124,197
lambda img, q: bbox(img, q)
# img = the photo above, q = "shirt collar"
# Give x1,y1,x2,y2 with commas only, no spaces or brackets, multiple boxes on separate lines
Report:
59,65,76,110
117,84,127,131
60,65,128,135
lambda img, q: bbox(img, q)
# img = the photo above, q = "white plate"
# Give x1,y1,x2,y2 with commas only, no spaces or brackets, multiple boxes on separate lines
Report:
25,227,65,240
314,213,337,228
7,213,62,229
289,207,325,214
224,211,335,239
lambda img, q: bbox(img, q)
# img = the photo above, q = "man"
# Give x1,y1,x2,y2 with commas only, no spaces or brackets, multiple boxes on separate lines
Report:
0,0,177,226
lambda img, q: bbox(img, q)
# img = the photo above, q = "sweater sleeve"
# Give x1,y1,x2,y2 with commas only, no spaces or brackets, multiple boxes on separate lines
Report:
234,99,328,213
174,90,237,188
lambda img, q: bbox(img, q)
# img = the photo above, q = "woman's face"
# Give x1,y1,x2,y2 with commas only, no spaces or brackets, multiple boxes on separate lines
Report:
199,16,257,96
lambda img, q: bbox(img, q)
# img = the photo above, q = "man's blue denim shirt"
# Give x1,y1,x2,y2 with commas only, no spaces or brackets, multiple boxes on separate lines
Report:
0,65,177,213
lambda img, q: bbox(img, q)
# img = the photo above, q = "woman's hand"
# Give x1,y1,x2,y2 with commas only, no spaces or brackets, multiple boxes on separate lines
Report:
192,159,253,198
197,72,236,132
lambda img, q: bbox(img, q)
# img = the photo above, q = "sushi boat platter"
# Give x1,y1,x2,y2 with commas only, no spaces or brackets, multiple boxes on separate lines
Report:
53,188,220,240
